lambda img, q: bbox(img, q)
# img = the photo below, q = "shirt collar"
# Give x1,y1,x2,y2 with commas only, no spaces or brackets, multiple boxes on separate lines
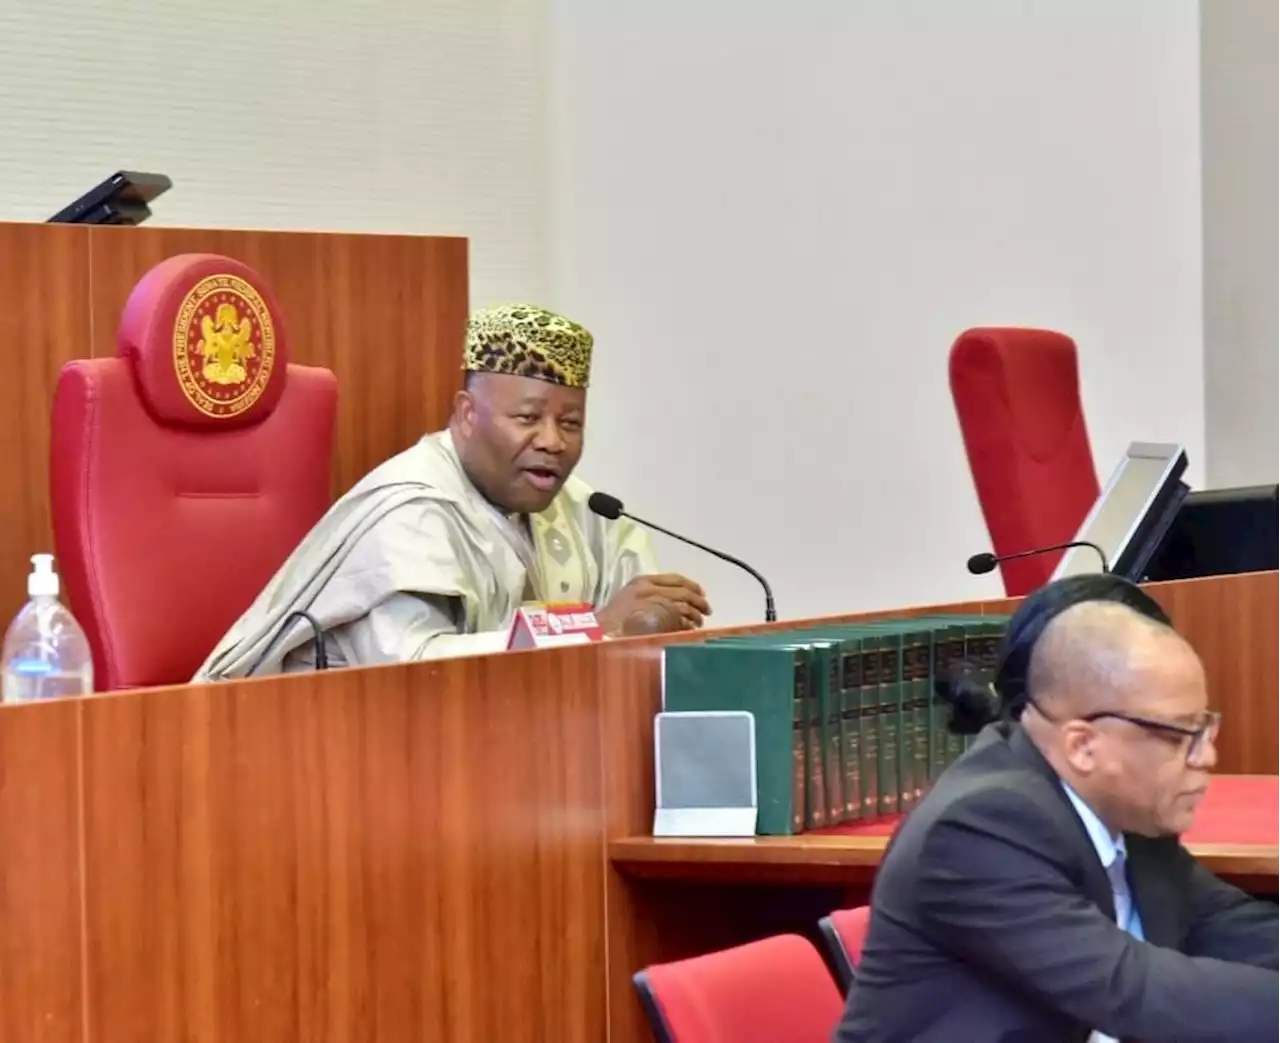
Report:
1061,782,1126,869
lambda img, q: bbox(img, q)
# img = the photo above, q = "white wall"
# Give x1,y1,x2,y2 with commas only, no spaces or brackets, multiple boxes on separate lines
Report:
551,0,1205,625
1199,0,1279,488
0,1,1239,626
0,0,548,308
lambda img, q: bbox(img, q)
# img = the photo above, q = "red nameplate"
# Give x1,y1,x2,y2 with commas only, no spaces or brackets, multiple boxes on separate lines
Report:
507,602,605,650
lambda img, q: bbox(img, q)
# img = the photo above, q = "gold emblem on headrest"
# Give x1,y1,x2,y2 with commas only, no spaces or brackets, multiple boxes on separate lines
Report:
172,275,275,417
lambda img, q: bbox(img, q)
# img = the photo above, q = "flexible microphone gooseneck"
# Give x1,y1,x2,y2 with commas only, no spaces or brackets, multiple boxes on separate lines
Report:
244,609,329,677
966,540,1110,577
587,491,777,622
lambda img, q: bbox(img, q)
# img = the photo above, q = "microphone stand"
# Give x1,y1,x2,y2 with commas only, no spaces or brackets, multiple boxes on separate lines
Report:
623,510,777,622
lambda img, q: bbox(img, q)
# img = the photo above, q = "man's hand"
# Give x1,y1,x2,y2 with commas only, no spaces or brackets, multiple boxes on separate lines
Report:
596,574,712,637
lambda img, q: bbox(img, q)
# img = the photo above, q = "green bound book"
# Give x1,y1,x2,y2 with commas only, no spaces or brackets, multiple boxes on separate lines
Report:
708,635,842,828
662,642,810,835
783,628,866,822
913,613,1012,764
793,625,896,816
845,621,935,810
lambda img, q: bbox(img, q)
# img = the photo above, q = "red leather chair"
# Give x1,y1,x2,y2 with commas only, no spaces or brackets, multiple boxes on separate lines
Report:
633,933,844,1043
949,328,1100,595
50,253,338,689
818,906,871,991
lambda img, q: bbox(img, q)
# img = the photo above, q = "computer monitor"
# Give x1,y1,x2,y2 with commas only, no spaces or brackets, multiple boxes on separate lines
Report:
47,170,172,226
1141,484,1278,581
1050,442,1189,582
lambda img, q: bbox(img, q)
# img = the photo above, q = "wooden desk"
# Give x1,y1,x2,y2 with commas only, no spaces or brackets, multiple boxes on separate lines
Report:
0,572,1273,1043
610,774,1280,890
610,832,1280,889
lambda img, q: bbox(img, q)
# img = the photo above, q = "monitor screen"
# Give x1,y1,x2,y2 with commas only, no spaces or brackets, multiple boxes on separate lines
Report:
1142,484,1279,581
47,170,171,225
1051,442,1188,582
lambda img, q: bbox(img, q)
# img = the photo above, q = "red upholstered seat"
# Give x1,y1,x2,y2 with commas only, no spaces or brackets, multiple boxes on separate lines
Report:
50,253,337,690
818,905,871,991
633,933,843,1043
949,328,1100,595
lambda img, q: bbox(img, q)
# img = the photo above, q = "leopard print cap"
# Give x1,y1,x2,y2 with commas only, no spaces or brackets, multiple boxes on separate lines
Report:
463,304,593,389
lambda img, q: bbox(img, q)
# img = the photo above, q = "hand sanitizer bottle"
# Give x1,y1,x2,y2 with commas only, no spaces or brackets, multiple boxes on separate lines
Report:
1,554,94,703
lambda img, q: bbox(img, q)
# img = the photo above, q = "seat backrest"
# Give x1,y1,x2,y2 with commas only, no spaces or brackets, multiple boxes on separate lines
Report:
50,253,338,689
948,327,1100,595
633,933,843,1043
818,906,871,991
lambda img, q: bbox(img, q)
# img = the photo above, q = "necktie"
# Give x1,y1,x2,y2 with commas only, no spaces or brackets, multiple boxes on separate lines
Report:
1107,849,1134,935
1090,850,1135,1043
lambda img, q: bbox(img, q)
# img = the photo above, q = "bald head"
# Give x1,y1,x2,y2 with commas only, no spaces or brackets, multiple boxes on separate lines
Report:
1025,601,1194,719
1021,598,1215,838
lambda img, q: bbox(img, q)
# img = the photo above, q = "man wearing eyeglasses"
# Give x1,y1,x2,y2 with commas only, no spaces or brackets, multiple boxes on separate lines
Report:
837,574,1277,1043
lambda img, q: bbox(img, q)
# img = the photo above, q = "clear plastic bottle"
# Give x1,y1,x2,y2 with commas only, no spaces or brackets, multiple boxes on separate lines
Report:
1,554,94,703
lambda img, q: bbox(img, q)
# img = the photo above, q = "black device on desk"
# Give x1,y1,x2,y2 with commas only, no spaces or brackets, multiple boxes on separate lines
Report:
1141,484,1279,581
47,170,172,226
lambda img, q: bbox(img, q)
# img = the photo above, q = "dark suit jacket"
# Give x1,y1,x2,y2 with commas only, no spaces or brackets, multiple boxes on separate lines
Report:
836,722,1278,1043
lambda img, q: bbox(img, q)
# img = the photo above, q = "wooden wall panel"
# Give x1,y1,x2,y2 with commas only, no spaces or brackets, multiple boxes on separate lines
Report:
0,223,90,628
80,644,606,1043
1152,571,1278,773
0,701,83,1043
84,226,468,498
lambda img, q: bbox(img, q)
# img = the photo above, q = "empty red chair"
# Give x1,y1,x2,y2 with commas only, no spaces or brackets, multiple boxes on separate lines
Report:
50,253,338,689
633,933,843,1043
949,327,1100,595
818,906,871,991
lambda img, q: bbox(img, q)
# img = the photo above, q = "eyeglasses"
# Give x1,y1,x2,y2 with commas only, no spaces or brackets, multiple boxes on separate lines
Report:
1028,698,1221,764
1080,708,1221,763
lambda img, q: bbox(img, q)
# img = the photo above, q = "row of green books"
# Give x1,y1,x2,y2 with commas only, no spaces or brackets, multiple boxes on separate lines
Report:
662,614,1010,835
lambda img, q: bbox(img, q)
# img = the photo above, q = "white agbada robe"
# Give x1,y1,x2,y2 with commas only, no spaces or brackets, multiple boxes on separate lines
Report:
193,429,656,680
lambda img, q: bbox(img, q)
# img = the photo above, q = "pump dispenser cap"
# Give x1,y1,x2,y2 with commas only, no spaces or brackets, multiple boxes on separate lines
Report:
28,554,59,598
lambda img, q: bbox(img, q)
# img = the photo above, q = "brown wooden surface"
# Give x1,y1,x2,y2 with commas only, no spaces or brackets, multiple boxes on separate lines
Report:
0,573,1272,1042
14,644,606,1043
0,223,90,634
0,221,467,630
1149,571,1279,774
608,829,1279,886
0,700,83,1043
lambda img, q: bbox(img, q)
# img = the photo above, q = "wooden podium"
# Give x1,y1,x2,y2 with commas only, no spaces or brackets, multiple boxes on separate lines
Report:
0,569,1273,1043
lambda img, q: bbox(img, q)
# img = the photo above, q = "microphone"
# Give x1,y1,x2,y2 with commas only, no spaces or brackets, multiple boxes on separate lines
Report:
966,540,1110,576
245,609,329,677
587,491,777,622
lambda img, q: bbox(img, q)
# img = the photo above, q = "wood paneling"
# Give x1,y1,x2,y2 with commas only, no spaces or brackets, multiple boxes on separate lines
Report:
0,569,1271,1043
0,700,83,1043
79,646,606,1043
85,226,468,498
0,223,90,630
1150,571,1278,773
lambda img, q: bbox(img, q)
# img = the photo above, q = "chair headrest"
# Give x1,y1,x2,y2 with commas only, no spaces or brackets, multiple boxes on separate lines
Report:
116,253,291,430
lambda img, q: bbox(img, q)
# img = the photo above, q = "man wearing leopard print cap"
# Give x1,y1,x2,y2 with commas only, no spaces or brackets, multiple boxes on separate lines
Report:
195,304,710,680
